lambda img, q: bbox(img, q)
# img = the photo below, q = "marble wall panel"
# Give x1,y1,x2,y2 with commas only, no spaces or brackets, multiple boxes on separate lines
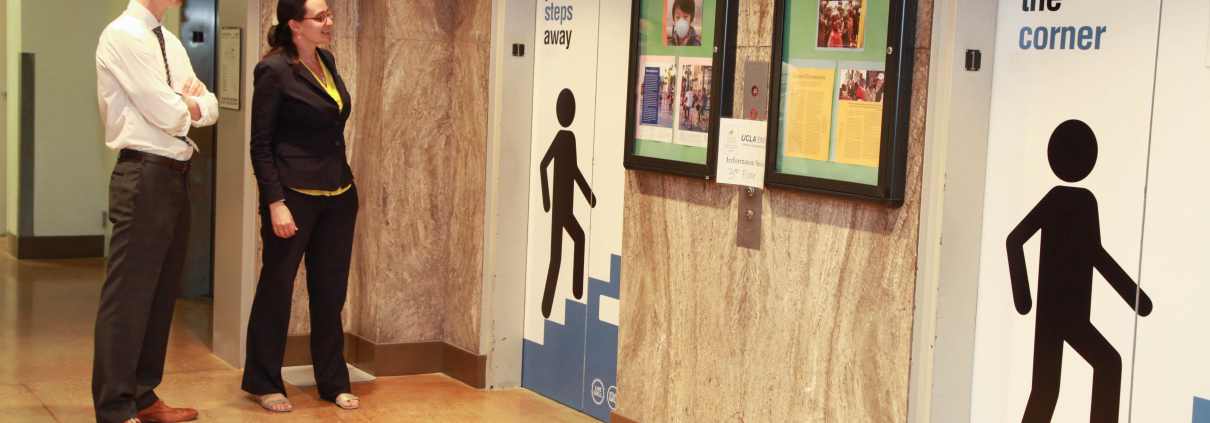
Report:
328,0,360,39
348,35,389,339
615,0,932,420
454,0,493,43
915,0,933,49
358,0,454,41
737,0,775,47
260,0,276,57
442,41,491,352
366,38,457,344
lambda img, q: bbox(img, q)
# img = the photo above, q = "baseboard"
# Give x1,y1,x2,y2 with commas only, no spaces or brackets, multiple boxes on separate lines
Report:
284,332,487,389
6,233,104,259
610,411,641,423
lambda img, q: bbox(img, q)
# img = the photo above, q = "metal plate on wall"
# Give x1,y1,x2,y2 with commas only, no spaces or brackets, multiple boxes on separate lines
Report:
743,61,769,121
736,187,762,249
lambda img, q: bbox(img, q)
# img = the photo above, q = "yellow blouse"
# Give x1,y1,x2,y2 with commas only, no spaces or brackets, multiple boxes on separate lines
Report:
291,52,349,197
306,51,343,111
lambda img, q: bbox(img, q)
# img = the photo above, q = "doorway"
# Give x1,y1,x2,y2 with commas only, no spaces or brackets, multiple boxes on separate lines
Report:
179,0,218,299
519,0,625,421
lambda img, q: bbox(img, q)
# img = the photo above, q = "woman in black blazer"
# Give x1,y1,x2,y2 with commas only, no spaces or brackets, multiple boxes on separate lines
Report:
242,0,360,412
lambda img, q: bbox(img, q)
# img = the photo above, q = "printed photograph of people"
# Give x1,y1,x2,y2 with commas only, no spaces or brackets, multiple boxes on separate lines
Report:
866,71,884,102
837,69,882,102
816,0,866,49
678,64,712,133
664,0,703,46
635,57,678,142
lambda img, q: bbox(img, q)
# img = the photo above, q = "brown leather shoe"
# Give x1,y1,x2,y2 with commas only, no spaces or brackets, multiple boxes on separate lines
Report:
137,399,199,423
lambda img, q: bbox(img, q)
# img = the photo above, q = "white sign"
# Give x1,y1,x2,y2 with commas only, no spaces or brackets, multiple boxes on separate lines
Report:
969,1,1161,422
715,118,767,188
219,28,242,110
524,0,601,344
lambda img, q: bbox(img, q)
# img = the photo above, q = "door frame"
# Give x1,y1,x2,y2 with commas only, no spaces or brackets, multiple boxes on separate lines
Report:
905,0,999,421
480,0,537,390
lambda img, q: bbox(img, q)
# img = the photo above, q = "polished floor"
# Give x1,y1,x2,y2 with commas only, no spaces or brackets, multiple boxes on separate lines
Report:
0,255,598,423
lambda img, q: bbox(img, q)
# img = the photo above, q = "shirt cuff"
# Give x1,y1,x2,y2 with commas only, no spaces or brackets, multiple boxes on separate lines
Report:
189,96,206,125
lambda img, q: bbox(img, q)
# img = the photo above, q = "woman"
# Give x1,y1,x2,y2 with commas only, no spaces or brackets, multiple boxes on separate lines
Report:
242,0,360,412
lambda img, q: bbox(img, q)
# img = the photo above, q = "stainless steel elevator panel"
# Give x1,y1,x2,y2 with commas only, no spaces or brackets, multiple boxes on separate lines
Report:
180,0,218,298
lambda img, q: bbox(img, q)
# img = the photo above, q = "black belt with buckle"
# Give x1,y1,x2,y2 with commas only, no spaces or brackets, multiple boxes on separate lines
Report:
120,149,193,173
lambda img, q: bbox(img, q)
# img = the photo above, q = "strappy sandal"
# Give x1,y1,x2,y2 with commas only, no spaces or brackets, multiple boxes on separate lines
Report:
257,393,292,412
335,393,360,410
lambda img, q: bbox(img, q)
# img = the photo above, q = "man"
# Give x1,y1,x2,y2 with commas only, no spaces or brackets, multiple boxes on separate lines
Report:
94,0,217,422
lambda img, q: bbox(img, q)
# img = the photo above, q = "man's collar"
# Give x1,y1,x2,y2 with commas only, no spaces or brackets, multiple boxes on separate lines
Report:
125,0,162,30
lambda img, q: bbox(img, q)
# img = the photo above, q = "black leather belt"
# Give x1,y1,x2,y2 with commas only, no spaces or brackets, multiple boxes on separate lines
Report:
120,149,192,173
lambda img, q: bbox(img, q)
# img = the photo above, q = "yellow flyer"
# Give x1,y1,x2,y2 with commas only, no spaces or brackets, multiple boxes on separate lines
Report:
783,67,834,161
834,69,884,167
834,100,882,167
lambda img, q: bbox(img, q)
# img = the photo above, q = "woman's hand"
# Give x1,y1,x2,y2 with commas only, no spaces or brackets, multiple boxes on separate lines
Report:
269,201,298,238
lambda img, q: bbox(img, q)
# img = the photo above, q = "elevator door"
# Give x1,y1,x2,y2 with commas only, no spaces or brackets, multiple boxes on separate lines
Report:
178,0,217,298
521,0,624,421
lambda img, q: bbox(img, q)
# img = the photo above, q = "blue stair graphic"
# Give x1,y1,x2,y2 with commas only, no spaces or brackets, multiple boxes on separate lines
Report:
1195,397,1210,423
522,254,622,423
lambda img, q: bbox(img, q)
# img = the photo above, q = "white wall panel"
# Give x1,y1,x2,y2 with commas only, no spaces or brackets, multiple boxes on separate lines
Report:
1130,0,1210,420
969,1,1161,422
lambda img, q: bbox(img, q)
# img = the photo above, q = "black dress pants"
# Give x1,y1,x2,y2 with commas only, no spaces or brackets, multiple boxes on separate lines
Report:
241,185,358,401
92,158,191,423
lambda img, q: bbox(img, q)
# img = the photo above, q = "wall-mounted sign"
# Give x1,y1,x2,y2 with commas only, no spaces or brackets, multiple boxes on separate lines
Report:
218,27,242,110
623,0,737,179
715,118,767,188
967,1,1169,421
763,0,916,206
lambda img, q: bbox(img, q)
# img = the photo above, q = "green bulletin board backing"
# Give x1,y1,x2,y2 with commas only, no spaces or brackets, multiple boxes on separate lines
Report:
631,0,718,165
775,0,890,185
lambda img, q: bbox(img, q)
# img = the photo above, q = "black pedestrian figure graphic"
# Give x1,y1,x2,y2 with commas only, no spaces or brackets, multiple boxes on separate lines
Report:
1007,120,1154,423
539,89,596,319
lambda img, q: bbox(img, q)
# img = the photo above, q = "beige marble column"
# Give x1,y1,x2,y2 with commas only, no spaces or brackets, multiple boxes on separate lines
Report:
258,0,489,353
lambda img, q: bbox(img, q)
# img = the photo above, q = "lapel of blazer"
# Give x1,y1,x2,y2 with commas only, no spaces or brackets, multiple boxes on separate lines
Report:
319,49,352,118
298,60,326,94
298,51,336,108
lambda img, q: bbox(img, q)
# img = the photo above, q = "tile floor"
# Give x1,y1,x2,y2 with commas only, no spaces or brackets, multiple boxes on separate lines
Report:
0,256,598,423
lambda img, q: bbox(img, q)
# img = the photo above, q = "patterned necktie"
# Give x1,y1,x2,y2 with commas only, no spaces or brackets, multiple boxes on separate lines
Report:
152,26,198,152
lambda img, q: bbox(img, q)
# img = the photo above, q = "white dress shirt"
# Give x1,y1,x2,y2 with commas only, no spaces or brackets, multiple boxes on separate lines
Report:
97,0,218,162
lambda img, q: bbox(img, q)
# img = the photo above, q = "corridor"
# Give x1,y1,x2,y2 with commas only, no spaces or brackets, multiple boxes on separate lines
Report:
0,253,598,423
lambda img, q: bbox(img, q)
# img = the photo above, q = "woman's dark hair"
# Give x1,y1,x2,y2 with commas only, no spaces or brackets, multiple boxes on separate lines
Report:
673,0,696,21
266,0,308,71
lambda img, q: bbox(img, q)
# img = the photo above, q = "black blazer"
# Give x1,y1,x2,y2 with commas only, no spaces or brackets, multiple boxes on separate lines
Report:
250,48,354,206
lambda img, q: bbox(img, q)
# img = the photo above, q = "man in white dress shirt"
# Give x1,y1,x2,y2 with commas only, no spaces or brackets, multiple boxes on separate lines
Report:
93,0,217,422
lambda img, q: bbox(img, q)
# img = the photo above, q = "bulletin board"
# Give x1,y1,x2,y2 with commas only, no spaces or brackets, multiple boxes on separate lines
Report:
623,0,736,179
764,0,916,206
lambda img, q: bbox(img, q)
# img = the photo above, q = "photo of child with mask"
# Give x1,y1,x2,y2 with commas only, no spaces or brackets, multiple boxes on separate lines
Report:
664,0,703,46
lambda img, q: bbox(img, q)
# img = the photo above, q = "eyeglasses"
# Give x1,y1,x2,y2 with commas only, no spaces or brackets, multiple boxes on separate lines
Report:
302,12,334,23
